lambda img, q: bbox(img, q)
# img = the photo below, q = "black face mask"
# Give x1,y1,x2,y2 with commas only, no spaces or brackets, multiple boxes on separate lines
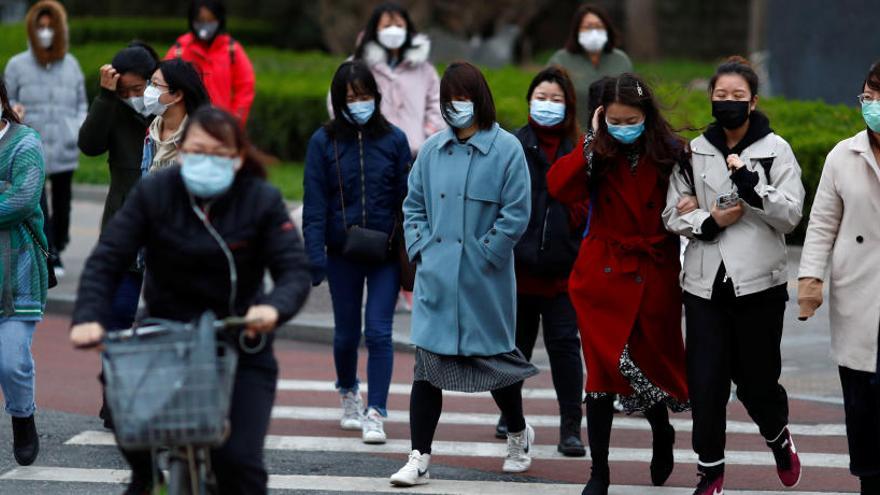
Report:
712,100,751,129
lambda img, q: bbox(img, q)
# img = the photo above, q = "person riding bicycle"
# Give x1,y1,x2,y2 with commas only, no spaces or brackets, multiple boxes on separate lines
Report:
69,106,311,495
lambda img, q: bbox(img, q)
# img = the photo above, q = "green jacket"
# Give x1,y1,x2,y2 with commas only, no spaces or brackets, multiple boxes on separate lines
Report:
78,87,152,229
548,48,634,128
0,122,48,318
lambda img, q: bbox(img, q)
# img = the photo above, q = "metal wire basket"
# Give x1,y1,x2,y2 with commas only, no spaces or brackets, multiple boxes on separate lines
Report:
102,313,238,450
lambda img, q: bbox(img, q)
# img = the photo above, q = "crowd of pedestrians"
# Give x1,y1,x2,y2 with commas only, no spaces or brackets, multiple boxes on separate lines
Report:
0,1,877,495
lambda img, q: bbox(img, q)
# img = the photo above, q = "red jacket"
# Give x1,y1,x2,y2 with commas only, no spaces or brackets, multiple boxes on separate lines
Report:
547,136,688,402
166,33,256,123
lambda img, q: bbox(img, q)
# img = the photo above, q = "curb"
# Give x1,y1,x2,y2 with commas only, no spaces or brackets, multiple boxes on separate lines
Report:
47,296,416,353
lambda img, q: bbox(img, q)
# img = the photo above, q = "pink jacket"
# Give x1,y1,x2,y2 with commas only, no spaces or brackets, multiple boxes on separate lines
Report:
329,35,445,155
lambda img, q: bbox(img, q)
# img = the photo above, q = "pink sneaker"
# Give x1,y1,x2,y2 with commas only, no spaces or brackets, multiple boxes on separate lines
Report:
768,427,801,487
693,472,724,495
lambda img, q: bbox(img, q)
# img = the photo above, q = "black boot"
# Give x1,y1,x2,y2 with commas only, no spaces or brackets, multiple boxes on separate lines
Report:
11,415,39,466
558,411,586,457
495,415,508,439
582,396,613,495
861,474,880,495
646,403,675,486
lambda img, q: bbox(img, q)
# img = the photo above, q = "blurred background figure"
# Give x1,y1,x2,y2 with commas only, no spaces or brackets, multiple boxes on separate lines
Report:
4,0,87,278
167,0,256,123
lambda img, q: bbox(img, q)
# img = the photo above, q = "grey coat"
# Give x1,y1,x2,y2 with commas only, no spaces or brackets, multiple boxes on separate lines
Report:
4,50,87,175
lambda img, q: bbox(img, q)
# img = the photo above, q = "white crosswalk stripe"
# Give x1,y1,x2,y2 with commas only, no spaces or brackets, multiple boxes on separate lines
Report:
0,467,848,495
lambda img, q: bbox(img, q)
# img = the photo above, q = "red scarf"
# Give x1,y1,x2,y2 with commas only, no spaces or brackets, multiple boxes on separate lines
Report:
529,117,566,163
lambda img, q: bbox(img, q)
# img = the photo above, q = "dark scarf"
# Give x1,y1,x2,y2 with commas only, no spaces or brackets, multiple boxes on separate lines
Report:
529,117,565,163
703,110,773,157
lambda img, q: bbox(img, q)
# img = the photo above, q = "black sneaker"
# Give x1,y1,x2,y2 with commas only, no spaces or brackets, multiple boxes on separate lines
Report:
11,415,39,466
693,465,724,495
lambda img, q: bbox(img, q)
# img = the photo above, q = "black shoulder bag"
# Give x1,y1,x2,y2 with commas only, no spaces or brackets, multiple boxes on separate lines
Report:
334,136,391,264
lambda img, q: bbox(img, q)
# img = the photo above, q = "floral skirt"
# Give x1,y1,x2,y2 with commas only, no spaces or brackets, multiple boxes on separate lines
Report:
587,344,690,413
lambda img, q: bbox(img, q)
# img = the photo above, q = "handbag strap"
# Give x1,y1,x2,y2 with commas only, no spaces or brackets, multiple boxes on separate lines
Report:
332,139,348,231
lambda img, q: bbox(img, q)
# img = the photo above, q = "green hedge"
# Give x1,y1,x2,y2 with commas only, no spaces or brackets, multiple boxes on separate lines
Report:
68,17,276,47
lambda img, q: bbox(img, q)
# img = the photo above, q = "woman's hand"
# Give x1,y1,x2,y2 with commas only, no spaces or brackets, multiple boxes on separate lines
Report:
676,195,699,215
591,105,605,132
797,277,824,321
99,64,120,92
244,304,279,338
710,201,744,227
70,322,106,351
726,153,746,171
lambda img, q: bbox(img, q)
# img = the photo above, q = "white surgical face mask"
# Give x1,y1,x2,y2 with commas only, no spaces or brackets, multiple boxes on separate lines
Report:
377,26,407,50
578,29,608,53
36,27,54,49
143,85,170,116
194,21,219,41
124,96,149,116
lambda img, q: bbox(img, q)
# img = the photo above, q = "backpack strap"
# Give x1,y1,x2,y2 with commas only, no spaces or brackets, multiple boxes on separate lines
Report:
174,41,183,59
228,37,236,65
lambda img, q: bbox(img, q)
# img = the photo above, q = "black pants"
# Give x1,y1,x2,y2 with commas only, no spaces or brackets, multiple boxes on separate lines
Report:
515,293,583,420
410,380,525,454
112,357,278,495
46,170,73,254
683,284,790,466
839,366,880,478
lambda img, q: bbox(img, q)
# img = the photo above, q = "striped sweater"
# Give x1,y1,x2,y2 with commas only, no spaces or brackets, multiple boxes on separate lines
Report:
0,121,48,318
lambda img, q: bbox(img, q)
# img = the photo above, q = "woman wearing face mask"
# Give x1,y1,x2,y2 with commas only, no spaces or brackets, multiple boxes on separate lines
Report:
548,4,632,130
4,0,88,277
493,66,586,456
389,61,535,487
0,77,49,468
663,56,805,495
350,2,445,157
142,59,210,174
303,61,410,445
70,106,311,495
798,61,880,495
547,74,689,495
166,0,256,123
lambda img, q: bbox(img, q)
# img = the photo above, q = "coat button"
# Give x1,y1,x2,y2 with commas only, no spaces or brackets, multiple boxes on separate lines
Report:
490,229,497,235
646,201,655,209
604,266,612,273
484,238,490,244
437,237,442,243
441,193,446,199
857,235,864,243
635,275,643,284
458,239,462,244
448,150,453,155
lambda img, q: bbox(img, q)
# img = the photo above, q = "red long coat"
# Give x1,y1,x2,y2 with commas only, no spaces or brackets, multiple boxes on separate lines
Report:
547,137,688,402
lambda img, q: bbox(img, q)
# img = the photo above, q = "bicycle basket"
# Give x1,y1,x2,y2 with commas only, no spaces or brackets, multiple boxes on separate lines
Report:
102,312,238,449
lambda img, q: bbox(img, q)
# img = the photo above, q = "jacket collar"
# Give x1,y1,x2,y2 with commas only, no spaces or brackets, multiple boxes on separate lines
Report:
849,130,880,174
363,34,431,68
692,131,778,160
437,123,499,155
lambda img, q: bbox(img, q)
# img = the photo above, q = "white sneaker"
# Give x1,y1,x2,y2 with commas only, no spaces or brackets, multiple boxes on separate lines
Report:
362,407,387,444
339,390,364,430
390,450,431,486
503,423,534,473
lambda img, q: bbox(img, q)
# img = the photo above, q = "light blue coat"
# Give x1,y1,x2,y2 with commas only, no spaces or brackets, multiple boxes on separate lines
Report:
404,123,531,356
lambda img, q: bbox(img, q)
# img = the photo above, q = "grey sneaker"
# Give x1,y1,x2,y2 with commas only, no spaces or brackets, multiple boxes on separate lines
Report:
503,423,534,473
362,407,387,444
340,390,364,430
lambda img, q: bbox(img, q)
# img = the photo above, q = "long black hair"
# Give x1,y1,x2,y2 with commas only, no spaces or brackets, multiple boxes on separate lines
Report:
325,60,391,140
353,2,416,60
157,59,210,116
111,41,159,81
526,66,579,142
0,78,21,125
590,73,686,177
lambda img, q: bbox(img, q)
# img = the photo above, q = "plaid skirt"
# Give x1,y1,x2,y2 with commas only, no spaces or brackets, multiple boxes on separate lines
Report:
413,347,539,393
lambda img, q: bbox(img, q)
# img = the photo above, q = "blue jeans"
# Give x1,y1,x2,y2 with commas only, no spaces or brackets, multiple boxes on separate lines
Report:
106,272,144,331
0,320,37,417
326,254,398,416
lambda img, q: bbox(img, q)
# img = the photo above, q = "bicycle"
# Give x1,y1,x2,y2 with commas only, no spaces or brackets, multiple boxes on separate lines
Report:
99,312,264,495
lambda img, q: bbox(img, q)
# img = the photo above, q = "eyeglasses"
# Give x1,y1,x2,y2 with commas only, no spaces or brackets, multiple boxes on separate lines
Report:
857,94,879,105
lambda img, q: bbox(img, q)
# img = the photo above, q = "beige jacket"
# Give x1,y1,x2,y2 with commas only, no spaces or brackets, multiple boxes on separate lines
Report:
798,130,880,372
664,133,804,299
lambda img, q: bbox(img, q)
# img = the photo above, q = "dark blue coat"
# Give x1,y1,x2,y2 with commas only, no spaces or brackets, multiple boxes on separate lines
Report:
302,125,410,282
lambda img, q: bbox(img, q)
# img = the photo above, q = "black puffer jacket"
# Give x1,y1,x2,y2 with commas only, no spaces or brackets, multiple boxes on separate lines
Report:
73,167,311,347
514,125,582,278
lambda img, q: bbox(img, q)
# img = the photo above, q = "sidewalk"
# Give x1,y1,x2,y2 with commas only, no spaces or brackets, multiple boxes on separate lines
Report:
54,185,841,401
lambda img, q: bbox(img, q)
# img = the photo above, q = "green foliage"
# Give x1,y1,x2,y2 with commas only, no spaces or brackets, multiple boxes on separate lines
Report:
67,17,276,47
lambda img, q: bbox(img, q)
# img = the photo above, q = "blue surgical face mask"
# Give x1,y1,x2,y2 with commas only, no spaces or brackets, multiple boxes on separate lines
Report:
606,120,645,144
530,99,566,127
862,101,880,133
345,100,375,126
180,153,239,198
444,100,475,129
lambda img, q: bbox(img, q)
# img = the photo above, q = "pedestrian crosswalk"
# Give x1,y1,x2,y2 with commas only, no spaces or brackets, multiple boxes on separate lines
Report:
0,378,860,493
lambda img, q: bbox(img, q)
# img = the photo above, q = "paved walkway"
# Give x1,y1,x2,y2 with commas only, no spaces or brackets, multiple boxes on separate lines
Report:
54,186,841,401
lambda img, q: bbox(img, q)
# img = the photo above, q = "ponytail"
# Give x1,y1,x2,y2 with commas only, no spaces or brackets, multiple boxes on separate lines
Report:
0,78,21,125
